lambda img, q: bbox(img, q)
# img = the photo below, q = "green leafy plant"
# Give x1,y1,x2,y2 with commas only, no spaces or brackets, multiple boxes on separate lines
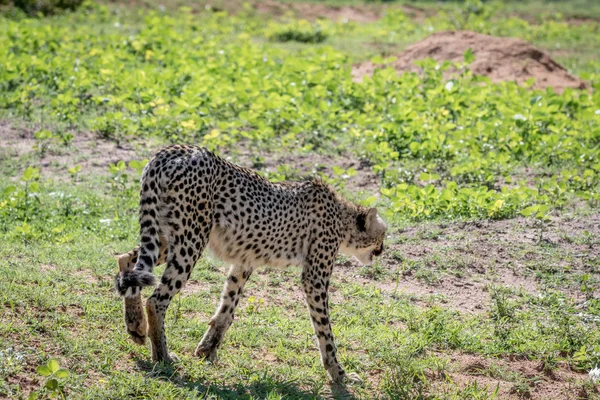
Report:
13,0,84,16
33,130,56,158
129,159,148,175
579,274,596,301
67,165,81,179
267,20,328,43
520,204,551,244
1,167,41,227
30,359,69,399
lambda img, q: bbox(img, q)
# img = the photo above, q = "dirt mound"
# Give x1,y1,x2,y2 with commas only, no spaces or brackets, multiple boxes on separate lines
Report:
353,30,588,92
254,0,381,23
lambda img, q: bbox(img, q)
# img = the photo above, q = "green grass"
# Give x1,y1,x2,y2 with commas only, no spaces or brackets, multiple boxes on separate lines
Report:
1,0,600,398
1,140,599,398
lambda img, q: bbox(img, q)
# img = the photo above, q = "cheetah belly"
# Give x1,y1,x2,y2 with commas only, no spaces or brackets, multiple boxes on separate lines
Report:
208,222,307,269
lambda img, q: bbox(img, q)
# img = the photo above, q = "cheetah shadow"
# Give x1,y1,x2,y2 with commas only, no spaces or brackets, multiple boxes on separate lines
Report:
135,359,359,400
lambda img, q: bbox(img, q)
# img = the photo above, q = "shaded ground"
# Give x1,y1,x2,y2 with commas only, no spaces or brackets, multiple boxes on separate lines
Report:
353,30,589,92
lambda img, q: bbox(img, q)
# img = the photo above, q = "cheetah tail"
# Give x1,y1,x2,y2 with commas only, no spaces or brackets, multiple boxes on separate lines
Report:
116,174,161,297
115,269,156,297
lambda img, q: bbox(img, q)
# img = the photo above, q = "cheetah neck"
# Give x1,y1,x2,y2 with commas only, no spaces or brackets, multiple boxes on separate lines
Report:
339,200,361,246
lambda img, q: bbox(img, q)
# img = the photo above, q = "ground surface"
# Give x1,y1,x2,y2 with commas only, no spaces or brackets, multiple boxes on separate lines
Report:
351,30,588,91
1,0,600,399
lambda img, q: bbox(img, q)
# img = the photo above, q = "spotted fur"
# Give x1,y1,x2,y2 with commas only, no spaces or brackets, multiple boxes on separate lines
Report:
114,145,386,383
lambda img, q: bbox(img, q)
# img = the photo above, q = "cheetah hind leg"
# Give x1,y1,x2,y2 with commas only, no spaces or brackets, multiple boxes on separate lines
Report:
115,240,168,345
195,264,253,363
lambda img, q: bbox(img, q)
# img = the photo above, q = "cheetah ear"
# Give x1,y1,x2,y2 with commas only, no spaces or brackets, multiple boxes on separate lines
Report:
365,208,379,232
357,208,378,232
356,213,367,232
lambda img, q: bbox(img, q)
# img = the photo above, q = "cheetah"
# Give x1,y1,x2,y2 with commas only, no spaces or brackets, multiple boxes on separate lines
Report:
114,145,386,383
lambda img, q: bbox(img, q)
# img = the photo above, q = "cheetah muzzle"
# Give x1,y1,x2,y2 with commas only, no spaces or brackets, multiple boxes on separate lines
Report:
114,145,387,384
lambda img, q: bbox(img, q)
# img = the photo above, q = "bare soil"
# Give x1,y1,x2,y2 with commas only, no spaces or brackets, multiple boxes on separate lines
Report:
232,143,381,196
0,122,150,181
252,0,434,23
373,214,600,314
1,122,380,194
433,352,591,400
254,0,382,23
352,30,588,92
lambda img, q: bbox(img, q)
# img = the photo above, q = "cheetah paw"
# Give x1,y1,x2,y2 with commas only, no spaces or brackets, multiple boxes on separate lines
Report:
194,346,218,363
127,329,147,345
345,372,363,385
167,352,180,363
329,369,363,386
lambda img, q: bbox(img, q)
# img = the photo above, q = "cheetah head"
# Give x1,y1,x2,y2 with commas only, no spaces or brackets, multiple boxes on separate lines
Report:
340,207,386,265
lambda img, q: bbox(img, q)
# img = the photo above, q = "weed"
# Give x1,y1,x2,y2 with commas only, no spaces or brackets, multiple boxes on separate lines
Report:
31,359,70,399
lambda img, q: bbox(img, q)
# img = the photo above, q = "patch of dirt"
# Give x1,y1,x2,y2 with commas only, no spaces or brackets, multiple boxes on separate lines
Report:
232,144,381,196
59,303,87,318
254,0,381,23
4,374,40,399
352,30,588,92
73,269,100,284
0,121,152,181
400,4,433,22
1,121,380,194
183,279,211,294
434,352,589,400
335,213,600,314
40,264,57,272
252,1,436,23
335,258,492,313
564,16,600,25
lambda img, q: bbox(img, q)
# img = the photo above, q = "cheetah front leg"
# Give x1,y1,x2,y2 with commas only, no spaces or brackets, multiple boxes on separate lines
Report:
195,264,253,362
146,219,208,363
302,258,353,384
115,238,168,345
